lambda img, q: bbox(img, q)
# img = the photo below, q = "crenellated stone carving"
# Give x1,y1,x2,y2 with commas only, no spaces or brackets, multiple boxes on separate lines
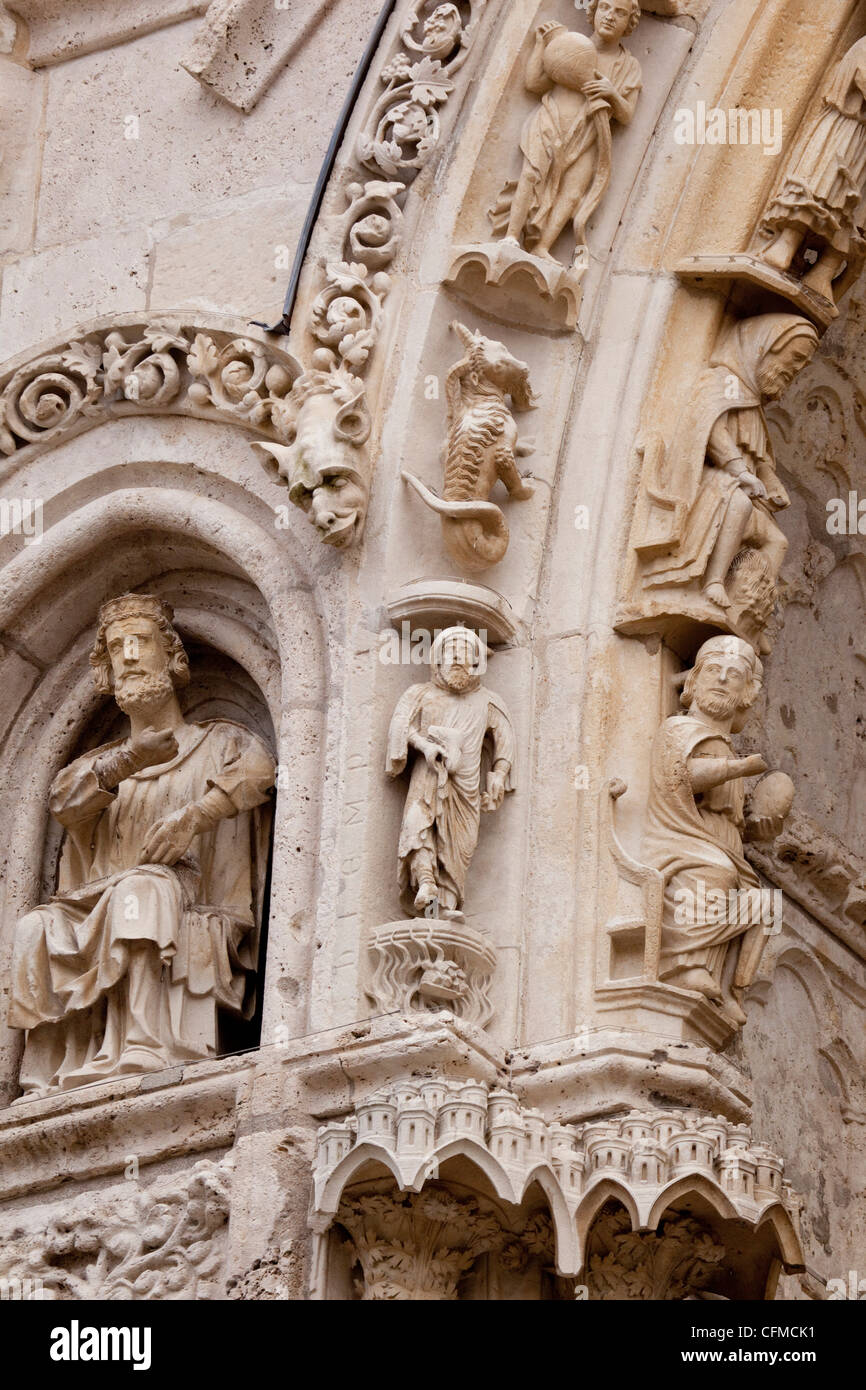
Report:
0,316,302,468
447,0,643,329
313,1082,801,1282
252,365,371,548
402,321,536,571
0,1159,231,1301
8,593,275,1097
618,313,819,652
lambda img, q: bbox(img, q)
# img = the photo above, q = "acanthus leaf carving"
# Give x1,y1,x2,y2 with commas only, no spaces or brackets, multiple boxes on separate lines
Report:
0,317,303,469
0,1159,232,1301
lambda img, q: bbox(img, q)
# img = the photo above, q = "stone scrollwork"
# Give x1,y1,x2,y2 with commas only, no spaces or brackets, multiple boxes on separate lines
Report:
309,262,392,372
252,2,490,546
0,316,303,467
402,320,536,572
0,1159,231,1301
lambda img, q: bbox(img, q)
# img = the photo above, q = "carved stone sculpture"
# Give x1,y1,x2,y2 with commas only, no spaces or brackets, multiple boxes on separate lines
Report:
586,1209,726,1301
337,1188,504,1300
0,1160,231,1301
385,626,515,919
448,0,642,326
496,1,641,264
253,366,371,547
757,36,866,305
627,313,818,648
641,637,794,1024
402,321,536,571
9,593,275,1097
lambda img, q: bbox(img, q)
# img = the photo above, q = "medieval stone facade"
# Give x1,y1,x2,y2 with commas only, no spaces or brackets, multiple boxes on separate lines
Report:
0,0,863,1302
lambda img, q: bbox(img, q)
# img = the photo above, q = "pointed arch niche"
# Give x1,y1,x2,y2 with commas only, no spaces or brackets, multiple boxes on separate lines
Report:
0,393,330,1106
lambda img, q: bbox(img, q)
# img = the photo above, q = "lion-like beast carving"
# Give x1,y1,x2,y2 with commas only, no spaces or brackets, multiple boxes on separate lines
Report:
403,321,536,571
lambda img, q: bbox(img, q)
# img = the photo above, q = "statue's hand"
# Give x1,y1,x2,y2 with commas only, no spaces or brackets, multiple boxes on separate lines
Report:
130,726,178,770
735,754,768,779
745,812,785,843
141,806,203,865
481,767,508,812
584,77,617,102
737,471,767,501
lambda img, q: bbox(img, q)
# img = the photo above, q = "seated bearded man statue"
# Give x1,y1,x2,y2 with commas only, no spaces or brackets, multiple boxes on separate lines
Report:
9,593,275,1097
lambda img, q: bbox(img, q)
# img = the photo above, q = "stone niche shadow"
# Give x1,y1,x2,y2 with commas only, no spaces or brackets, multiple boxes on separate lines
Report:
38,640,277,1059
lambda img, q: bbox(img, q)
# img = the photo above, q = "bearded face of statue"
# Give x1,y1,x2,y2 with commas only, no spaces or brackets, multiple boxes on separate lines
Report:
757,336,817,399
105,616,175,715
691,653,752,721
435,635,483,692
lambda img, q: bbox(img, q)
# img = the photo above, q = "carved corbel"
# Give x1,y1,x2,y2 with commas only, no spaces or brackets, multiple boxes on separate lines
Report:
253,365,371,548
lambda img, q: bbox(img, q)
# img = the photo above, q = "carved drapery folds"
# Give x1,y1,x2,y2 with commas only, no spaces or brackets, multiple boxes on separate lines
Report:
369,627,514,1026
679,35,866,328
447,0,643,329
618,313,819,653
9,593,275,1098
0,1160,231,1301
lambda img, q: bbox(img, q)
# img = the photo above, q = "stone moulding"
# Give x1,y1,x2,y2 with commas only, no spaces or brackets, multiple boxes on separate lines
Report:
384,578,519,646
0,1066,244,1202
311,1082,804,1278
0,314,304,474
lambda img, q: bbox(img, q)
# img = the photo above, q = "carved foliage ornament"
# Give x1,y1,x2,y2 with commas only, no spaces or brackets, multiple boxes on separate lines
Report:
0,318,301,466
253,2,489,545
0,1160,231,1301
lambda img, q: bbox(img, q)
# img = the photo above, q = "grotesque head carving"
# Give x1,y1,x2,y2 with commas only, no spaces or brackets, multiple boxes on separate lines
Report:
253,368,371,548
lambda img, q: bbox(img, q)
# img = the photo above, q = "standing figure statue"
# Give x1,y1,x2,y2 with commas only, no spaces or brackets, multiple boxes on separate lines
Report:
642,313,818,614
385,628,515,920
492,0,642,266
642,637,794,1025
9,593,275,1097
759,35,866,303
